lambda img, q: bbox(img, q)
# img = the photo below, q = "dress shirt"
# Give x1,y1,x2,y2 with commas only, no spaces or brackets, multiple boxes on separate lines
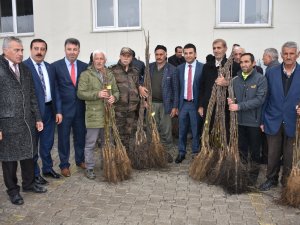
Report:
184,60,196,100
64,57,78,83
5,57,19,74
215,58,223,67
30,58,52,102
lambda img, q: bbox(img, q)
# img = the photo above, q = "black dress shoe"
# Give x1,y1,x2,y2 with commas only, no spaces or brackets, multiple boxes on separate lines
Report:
175,154,185,164
9,193,24,205
43,169,61,179
35,175,48,185
259,179,278,191
23,184,47,193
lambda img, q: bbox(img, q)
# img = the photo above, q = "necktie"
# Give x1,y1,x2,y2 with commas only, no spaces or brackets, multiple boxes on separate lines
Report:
71,63,76,86
187,64,192,101
37,63,47,100
13,64,20,82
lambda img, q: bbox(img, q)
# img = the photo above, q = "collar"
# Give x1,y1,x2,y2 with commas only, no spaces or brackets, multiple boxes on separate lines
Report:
185,60,197,68
30,57,45,67
64,57,77,66
4,57,15,68
215,57,224,67
283,63,296,77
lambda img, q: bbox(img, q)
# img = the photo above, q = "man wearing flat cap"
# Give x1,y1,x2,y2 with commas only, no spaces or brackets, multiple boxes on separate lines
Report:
139,45,178,163
109,47,140,152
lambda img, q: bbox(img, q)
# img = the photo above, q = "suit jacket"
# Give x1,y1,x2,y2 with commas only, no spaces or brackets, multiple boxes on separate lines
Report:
177,61,203,110
149,62,178,114
52,58,87,118
262,63,300,137
24,58,61,117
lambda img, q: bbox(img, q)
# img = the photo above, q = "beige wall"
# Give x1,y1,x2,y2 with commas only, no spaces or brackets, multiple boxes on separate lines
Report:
1,0,300,65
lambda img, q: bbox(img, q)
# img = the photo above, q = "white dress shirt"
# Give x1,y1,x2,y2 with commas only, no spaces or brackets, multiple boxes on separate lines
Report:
30,58,52,102
184,60,197,100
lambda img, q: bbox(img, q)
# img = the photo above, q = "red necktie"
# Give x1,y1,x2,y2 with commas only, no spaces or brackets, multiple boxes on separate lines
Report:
187,64,192,101
71,63,76,86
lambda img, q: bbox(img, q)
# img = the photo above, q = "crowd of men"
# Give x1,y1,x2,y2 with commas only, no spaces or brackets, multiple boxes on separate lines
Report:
0,36,300,205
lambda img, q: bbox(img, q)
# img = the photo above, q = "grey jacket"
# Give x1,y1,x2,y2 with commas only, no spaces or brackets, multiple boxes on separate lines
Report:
232,70,268,127
0,55,41,161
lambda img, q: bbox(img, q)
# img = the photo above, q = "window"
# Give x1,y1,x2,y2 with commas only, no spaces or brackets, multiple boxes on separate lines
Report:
92,0,141,32
0,0,34,35
216,0,272,28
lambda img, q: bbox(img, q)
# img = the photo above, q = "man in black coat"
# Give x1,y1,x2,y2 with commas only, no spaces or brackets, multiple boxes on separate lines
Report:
0,37,47,205
199,39,239,117
168,46,186,67
199,39,239,141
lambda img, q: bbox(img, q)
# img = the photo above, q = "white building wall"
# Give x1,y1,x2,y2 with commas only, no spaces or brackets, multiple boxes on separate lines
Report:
1,0,300,65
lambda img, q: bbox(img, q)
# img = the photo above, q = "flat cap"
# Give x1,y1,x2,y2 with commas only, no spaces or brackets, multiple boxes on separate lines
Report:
120,47,133,55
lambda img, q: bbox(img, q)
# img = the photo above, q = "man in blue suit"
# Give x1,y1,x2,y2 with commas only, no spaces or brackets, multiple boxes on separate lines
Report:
24,39,63,184
52,38,87,177
260,41,300,191
175,43,203,163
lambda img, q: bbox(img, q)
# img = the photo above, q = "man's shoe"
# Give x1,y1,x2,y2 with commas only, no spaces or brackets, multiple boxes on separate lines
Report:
85,169,96,180
61,168,71,177
77,162,86,169
43,169,61,179
23,184,47,193
9,193,24,205
259,179,278,191
34,175,48,185
175,154,185,164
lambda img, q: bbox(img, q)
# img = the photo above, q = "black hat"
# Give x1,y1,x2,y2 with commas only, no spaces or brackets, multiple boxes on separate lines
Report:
154,45,167,52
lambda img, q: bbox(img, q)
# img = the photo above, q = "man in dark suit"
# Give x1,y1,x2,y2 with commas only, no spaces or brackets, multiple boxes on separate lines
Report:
24,39,63,184
168,46,186,67
52,38,87,177
175,43,203,163
260,41,300,191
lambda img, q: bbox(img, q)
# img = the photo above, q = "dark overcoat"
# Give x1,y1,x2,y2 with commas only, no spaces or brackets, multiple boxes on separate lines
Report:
0,55,41,161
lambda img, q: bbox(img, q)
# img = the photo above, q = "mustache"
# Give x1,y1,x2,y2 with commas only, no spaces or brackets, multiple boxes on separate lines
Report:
36,54,43,57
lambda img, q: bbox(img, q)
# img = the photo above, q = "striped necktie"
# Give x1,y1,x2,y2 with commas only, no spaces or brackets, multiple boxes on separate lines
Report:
37,63,47,100
13,64,20,82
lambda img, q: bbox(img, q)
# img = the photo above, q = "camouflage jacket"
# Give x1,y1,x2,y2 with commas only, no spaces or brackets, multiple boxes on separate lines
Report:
109,61,140,112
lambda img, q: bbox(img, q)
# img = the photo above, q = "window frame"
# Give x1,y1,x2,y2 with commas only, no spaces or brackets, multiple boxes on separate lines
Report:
215,0,273,28
92,0,142,32
0,0,34,37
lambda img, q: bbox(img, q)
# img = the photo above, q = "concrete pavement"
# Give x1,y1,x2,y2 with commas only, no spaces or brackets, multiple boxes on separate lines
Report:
0,138,300,225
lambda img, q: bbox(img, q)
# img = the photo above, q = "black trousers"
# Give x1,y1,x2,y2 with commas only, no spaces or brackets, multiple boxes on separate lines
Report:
2,158,35,196
266,124,293,182
238,125,262,163
238,125,262,182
